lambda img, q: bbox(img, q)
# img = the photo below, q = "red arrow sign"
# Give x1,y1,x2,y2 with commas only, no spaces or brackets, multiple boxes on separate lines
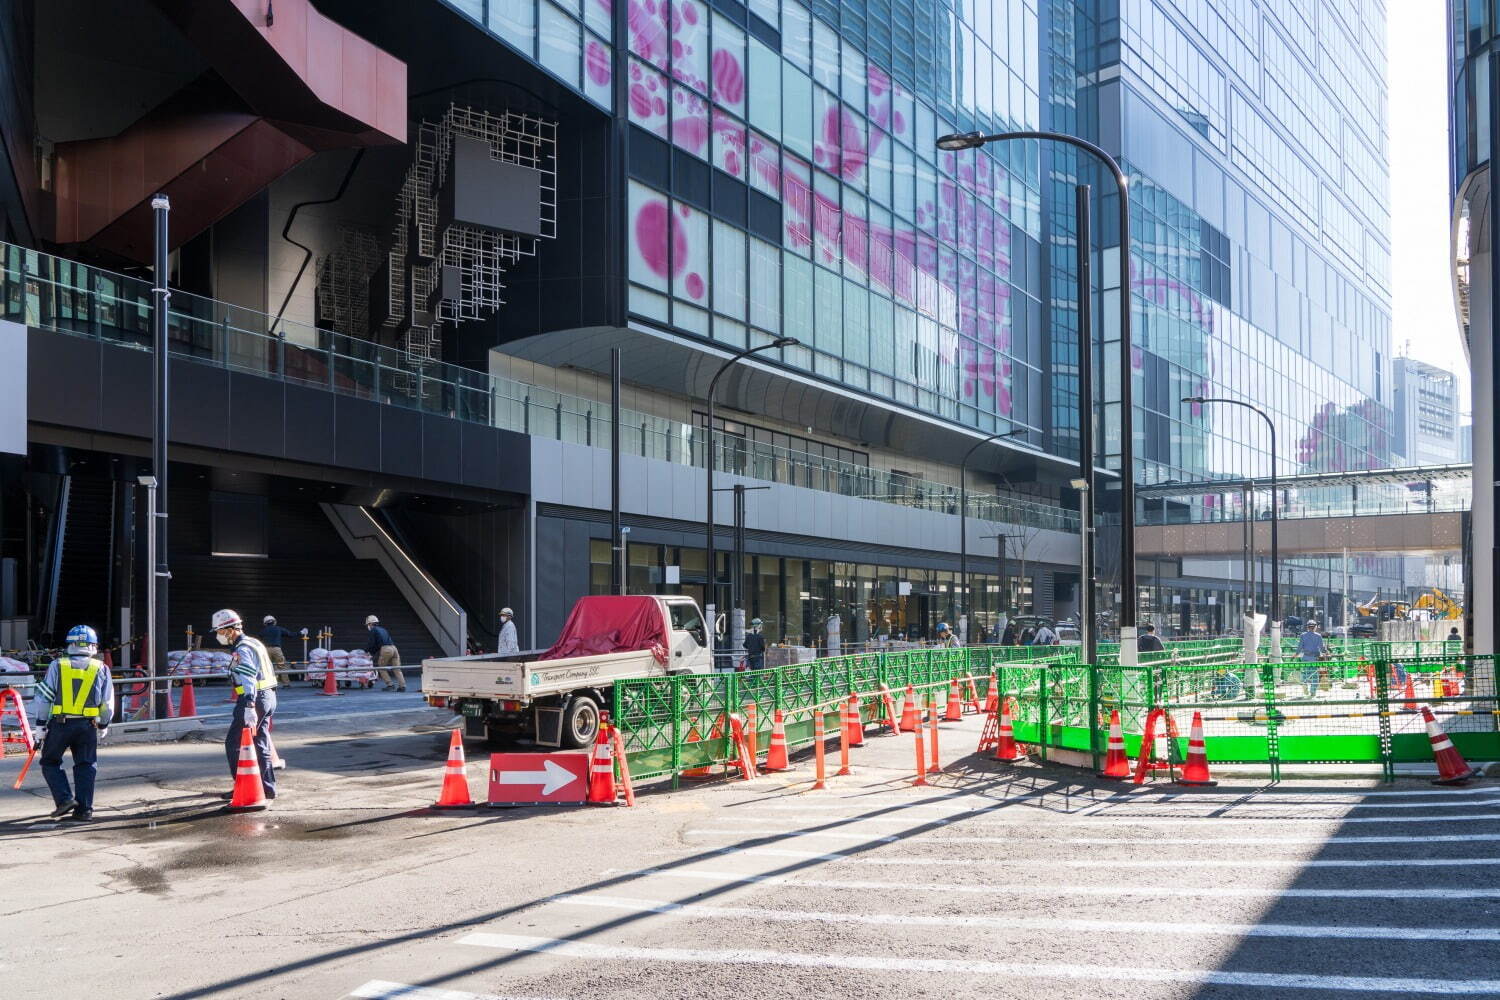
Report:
487,752,589,805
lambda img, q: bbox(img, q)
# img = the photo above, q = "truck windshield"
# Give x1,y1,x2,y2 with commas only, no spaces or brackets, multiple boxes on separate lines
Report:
668,602,705,643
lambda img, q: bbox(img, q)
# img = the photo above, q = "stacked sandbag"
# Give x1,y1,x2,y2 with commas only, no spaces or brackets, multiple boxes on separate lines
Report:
0,655,29,674
168,649,231,677
308,646,333,685
345,648,377,684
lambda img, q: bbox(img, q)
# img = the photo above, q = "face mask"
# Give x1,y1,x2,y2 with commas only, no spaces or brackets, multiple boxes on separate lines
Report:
216,629,234,646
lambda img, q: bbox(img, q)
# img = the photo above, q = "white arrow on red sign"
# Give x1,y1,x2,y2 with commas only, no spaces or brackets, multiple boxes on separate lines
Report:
492,758,579,796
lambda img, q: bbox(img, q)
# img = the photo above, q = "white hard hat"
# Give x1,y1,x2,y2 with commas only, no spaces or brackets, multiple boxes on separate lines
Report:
263,615,276,625
500,607,514,617
365,615,380,626
212,609,242,631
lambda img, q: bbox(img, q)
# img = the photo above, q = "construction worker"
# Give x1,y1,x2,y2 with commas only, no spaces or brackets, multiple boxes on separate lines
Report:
936,623,961,648
365,615,404,692
1137,623,1166,653
31,625,114,822
1297,621,1327,698
744,617,767,669
213,609,278,800
496,607,520,655
259,615,296,675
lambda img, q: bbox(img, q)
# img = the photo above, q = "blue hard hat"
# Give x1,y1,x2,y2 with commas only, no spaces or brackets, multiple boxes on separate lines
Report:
937,622,950,631
66,624,98,646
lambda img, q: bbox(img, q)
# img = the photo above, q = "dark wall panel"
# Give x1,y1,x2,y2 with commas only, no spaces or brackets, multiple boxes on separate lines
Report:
282,383,336,465
421,412,460,484
169,367,230,450
378,404,421,476
335,395,382,470
29,331,101,429
228,372,284,456
460,419,500,490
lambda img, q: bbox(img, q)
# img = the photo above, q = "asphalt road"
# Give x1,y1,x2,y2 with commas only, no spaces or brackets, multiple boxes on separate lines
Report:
4,690,1499,1000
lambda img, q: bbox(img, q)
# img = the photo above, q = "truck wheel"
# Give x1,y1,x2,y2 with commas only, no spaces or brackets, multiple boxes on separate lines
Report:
561,696,601,749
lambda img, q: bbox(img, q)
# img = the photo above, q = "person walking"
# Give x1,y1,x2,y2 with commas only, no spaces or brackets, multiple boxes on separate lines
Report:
259,615,297,676
1000,620,1018,646
744,617,767,669
1297,621,1327,698
31,625,114,822
496,608,520,656
366,615,404,692
1031,621,1059,646
1137,623,1165,653
213,609,278,801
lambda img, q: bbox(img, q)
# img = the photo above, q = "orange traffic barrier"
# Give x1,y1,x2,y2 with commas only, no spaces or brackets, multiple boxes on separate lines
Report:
763,709,791,772
228,724,268,811
845,693,865,748
879,685,901,737
926,693,940,774
1403,678,1417,712
727,713,759,780
943,680,963,722
177,676,197,717
811,711,828,790
912,711,929,787
1098,709,1130,779
744,703,760,762
898,684,918,732
610,726,637,806
1175,711,1216,786
434,729,474,807
0,687,38,789
994,695,1022,762
587,722,618,804
1421,706,1480,785
965,676,982,714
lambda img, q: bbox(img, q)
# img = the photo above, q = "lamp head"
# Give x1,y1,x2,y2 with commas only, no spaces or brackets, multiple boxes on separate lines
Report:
936,131,986,151
772,336,800,348
1181,395,1206,404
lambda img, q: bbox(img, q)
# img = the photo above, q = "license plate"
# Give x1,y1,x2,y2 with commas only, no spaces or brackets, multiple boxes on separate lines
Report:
461,702,485,718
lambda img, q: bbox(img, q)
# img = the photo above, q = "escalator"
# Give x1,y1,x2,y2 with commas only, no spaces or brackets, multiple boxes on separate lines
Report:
48,477,117,644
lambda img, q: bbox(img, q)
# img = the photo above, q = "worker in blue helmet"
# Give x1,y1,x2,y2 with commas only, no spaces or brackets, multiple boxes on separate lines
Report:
936,622,961,648
31,625,114,822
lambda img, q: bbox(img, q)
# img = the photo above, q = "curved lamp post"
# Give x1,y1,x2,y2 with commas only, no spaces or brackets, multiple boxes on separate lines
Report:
936,130,1138,662
1183,396,1279,651
705,337,799,668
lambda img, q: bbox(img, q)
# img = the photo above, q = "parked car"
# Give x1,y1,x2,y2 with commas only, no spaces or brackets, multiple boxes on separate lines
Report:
1054,623,1082,646
1008,615,1058,645
1350,615,1379,638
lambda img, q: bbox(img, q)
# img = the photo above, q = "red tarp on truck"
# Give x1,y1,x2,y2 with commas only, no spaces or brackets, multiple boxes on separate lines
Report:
538,595,670,664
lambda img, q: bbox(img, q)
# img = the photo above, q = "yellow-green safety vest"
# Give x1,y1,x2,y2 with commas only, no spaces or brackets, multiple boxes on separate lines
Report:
233,637,280,696
52,657,102,717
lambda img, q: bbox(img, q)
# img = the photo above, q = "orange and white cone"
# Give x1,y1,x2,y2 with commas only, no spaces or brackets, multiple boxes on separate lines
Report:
319,663,340,697
587,721,619,804
1403,677,1417,712
1175,711,1217,786
1098,709,1130,779
228,725,268,811
845,694,865,749
898,684,918,732
763,709,791,772
434,729,473,807
983,671,999,714
943,679,963,722
994,696,1023,762
177,676,198,718
1421,706,1480,785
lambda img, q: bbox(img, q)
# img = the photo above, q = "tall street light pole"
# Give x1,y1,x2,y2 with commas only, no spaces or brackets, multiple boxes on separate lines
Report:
1184,396,1280,654
150,193,172,717
704,337,798,669
1075,182,1098,664
959,427,1028,644
937,130,1138,663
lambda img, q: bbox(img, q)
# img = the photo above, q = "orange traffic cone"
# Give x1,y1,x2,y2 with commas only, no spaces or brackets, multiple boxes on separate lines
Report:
994,696,1023,762
845,694,865,749
943,679,963,722
177,676,197,717
927,695,940,774
1403,677,1417,712
912,715,929,787
434,729,473,807
587,722,618,804
898,684,918,732
983,671,999,714
763,709,791,772
227,725,268,811
319,663,341,697
1421,706,1480,785
1098,709,1130,779
811,710,828,790
1176,711,1217,786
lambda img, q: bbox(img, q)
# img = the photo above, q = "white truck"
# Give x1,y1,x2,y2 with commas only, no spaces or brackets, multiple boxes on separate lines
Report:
421,594,710,748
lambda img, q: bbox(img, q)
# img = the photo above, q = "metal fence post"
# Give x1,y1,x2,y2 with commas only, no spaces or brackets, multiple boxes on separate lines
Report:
1375,658,1393,783
773,669,784,713
1037,665,1048,761
1261,662,1280,782
1088,664,1101,773
671,675,683,789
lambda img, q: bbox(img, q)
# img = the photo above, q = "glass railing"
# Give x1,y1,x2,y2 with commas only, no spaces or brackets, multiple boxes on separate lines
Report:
1140,481,1471,525
2,241,1078,534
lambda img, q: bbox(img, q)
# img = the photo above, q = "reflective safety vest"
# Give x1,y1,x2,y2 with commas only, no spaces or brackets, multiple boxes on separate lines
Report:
233,636,280,696
52,657,103,717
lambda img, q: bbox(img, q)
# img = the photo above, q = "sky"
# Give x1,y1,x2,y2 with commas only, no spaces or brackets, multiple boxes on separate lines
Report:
1387,1,1469,414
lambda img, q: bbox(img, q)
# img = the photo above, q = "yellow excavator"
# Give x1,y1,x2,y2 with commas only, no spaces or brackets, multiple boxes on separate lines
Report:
1356,589,1463,621
1355,595,1410,620
1412,588,1464,620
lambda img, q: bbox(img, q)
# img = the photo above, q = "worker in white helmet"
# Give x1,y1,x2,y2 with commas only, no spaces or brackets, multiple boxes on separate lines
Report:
496,607,520,656
364,615,404,692
212,609,278,799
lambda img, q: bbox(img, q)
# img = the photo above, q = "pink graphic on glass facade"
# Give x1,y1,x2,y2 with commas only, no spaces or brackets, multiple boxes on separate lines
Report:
586,40,612,86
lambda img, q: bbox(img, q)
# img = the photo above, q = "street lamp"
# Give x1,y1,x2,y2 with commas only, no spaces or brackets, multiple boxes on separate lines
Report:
959,427,1030,642
705,336,799,669
1183,396,1280,654
936,130,1139,662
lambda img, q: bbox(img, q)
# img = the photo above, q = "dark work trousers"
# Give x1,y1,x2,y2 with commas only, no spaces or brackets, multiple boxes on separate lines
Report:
41,718,99,811
225,689,277,797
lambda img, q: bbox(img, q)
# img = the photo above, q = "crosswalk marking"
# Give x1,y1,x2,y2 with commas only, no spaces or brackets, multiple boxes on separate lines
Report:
707,844,1500,868
546,893,1500,941
457,932,1500,993
347,981,564,1000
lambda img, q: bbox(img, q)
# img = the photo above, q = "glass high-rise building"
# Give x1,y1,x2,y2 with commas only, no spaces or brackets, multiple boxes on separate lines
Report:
0,0,1397,652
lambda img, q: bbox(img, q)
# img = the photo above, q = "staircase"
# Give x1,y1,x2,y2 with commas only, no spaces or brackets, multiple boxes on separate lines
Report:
51,478,116,642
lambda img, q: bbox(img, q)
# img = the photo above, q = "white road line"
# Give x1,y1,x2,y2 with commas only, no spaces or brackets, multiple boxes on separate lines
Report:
623,867,1500,899
743,810,1500,825
348,981,563,1000
457,933,1500,993
710,845,1500,868
546,893,1500,941
1066,833,1500,845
